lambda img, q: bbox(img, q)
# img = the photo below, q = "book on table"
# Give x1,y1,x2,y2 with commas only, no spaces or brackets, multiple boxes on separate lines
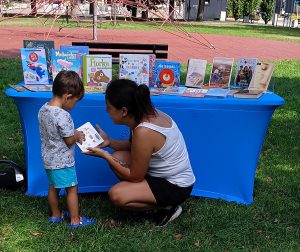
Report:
82,54,112,88
208,57,234,88
20,48,50,85
205,88,230,98
23,84,52,92
50,49,82,80
152,61,181,88
119,54,151,86
232,58,258,89
183,88,208,98
234,62,275,99
162,86,186,96
23,40,54,80
76,122,104,152
185,59,207,88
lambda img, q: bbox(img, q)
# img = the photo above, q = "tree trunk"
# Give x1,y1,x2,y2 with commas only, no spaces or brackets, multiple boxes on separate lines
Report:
169,0,175,21
196,0,205,21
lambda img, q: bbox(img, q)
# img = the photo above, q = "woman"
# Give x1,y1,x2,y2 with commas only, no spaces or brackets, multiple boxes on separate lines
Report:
84,79,195,226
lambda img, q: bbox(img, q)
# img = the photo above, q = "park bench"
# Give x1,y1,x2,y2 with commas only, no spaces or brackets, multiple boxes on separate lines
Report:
72,41,168,63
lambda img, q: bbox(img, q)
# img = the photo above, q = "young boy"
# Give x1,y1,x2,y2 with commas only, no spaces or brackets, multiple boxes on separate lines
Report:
38,70,95,228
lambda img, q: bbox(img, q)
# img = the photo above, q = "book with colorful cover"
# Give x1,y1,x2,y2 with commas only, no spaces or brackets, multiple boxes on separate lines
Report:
208,57,234,88
183,88,208,98
119,54,150,86
233,58,258,89
248,62,275,92
60,45,89,56
153,61,181,88
23,84,52,92
185,59,207,88
162,86,186,96
9,84,27,92
82,54,112,87
23,40,54,80
20,48,49,85
76,122,104,152
233,89,263,99
149,54,156,87
50,49,81,80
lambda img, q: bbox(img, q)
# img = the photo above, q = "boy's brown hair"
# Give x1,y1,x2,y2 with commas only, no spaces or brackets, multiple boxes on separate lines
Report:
52,70,84,99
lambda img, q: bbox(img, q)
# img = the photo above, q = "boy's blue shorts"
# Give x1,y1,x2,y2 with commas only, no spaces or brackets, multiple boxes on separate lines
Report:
46,166,78,189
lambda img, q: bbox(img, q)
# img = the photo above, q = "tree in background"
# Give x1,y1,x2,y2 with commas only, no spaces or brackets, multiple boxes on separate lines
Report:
242,0,260,17
260,0,274,24
196,0,205,21
227,0,244,20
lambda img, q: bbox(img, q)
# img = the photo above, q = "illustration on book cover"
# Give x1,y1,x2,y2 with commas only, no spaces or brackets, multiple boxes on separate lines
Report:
233,58,258,88
20,48,49,85
209,57,234,88
153,61,181,88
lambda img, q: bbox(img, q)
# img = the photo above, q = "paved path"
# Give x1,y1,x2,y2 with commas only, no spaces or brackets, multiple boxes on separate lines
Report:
1,26,300,63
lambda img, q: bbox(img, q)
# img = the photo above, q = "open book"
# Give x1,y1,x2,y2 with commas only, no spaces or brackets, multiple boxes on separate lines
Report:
76,122,104,152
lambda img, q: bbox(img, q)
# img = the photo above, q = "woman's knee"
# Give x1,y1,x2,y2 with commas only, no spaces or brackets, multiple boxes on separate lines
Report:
108,186,127,207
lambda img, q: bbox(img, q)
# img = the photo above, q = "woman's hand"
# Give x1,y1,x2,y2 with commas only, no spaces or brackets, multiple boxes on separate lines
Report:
95,124,111,148
82,147,110,159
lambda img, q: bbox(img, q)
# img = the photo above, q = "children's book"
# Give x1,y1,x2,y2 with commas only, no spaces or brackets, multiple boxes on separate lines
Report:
23,84,52,92
85,86,106,94
248,62,275,92
82,54,112,87
50,49,81,80
185,59,207,88
20,48,49,85
76,122,104,152
162,86,186,96
233,89,263,99
23,40,54,80
119,54,150,86
150,87,164,96
205,88,230,98
9,84,27,92
183,88,208,98
60,45,89,56
152,61,181,88
148,54,156,87
209,57,234,88
233,58,258,89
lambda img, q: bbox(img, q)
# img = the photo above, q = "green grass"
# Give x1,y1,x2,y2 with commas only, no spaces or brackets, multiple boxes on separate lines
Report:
0,57,299,251
1,17,300,42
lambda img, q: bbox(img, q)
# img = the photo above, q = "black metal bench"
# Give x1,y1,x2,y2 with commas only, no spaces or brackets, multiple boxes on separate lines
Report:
72,42,168,63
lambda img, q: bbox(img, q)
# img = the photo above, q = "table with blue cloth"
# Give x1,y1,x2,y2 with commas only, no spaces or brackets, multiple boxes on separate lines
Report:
6,84,284,205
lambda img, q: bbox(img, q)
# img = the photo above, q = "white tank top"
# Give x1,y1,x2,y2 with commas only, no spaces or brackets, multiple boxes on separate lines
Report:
136,120,195,187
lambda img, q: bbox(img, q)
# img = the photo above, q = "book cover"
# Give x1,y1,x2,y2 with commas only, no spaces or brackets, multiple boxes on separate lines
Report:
82,54,112,87
76,122,104,152
162,86,186,96
20,48,49,85
9,84,27,92
119,54,150,86
60,45,89,56
150,87,164,96
185,59,207,88
233,58,258,89
23,84,52,92
233,89,263,99
85,86,106,94
183,88,208,98
209,57,234,88
205,88,230,98
149,54,156,87
152,61,181,88
248,62,275,92
23,40,54,80
50,49,81,80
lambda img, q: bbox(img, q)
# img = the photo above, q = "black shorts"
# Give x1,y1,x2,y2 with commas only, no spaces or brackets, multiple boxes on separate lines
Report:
145,175,193,207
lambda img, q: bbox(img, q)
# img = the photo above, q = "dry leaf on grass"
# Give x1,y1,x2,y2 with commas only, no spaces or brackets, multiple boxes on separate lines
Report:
175,233,183,239
30,231,42,237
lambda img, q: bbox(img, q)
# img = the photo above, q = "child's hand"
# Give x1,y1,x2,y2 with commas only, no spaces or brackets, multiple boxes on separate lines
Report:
74,129,85,144
95,124,111,148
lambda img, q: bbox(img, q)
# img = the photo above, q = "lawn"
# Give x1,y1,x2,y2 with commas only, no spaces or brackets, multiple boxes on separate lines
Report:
1,17,300,43
0,58,299,251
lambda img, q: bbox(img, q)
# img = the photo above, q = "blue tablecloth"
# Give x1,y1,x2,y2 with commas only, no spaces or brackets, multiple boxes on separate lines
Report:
6,84,284,204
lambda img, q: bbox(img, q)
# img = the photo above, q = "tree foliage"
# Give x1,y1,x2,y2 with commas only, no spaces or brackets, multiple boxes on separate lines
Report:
260,0,274,24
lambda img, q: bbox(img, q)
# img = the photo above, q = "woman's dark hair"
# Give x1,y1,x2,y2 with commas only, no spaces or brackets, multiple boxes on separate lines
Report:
52,70,84,99
105,79,156,122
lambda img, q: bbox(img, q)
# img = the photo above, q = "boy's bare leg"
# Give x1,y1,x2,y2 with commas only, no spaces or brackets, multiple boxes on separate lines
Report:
48,185,61,218
66,186,80,224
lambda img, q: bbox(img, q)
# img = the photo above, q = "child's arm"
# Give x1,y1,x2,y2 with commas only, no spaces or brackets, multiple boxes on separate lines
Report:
64,130,85,146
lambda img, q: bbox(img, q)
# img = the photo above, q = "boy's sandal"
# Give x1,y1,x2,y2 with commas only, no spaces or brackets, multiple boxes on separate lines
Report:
67,217,95,229
48,210,70,223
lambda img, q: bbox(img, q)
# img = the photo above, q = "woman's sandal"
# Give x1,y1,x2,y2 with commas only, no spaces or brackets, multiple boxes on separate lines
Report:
48,211,70,223
67,217,95,229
